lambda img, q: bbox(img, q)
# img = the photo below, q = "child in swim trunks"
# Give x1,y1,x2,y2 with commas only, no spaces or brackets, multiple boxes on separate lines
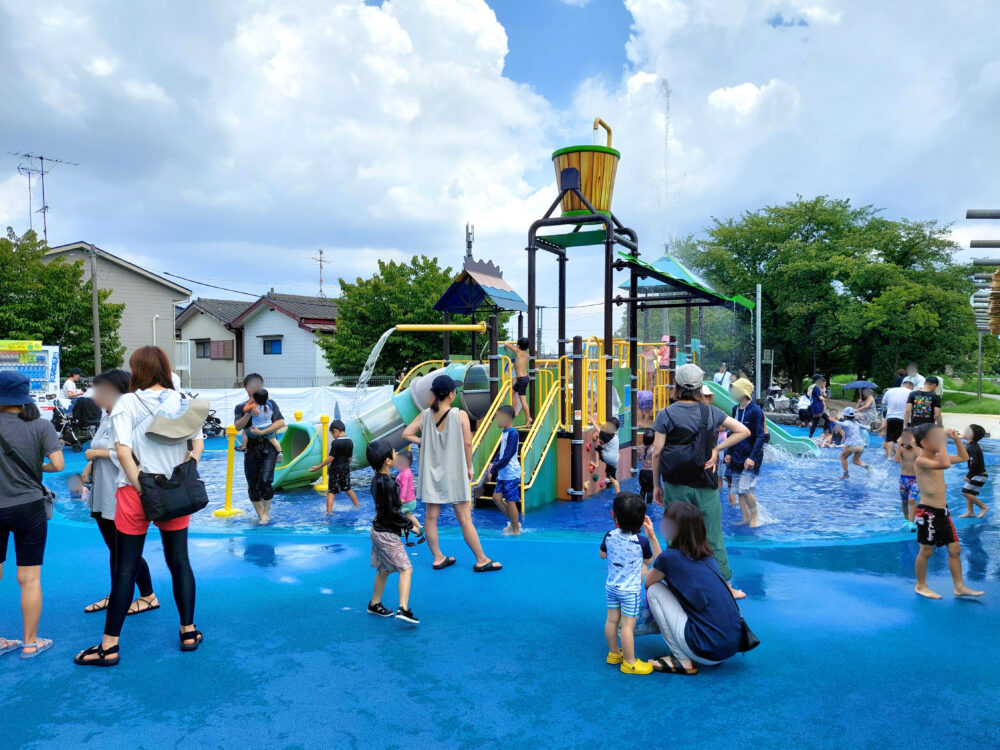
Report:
894,427,919,529
394,449,421,534
365,439,419,623
600,492,659,675
309,419,360,512
912,424,983,599
592,417,621,493
958,424,990,519
512,337,532,427
489,405,522,535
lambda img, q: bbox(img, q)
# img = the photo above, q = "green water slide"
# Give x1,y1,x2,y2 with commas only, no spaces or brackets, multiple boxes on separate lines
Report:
703,380,820,457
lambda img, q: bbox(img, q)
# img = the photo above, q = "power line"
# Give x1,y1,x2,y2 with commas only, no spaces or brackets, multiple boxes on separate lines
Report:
160,271,258,297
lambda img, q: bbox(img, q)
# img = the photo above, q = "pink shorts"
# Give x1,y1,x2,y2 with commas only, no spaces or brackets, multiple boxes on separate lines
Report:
114,485,190,536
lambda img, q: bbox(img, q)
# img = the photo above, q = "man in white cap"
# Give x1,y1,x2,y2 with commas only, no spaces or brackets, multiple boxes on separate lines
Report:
713,363,732,391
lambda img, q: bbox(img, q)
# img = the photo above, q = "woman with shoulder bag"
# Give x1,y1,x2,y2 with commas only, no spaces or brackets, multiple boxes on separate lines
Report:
76,347,205,667
0,371,64,659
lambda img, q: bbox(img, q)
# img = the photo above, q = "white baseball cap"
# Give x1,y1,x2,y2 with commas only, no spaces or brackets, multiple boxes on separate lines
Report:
675,363,704,389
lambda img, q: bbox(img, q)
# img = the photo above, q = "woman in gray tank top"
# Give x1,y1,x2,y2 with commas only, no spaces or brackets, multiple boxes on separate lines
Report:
402,375,501,572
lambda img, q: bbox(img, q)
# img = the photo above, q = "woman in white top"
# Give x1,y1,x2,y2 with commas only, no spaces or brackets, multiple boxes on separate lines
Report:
75,347,204,667
401,375,501,572
80,369,158,616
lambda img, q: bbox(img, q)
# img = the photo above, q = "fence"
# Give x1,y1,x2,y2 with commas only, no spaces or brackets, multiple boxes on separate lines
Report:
185,375,396,390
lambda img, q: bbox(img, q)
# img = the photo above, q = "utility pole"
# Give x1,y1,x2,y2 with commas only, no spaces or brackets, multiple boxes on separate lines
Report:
8,153,77,243
313,248,330,297
89,243,102,373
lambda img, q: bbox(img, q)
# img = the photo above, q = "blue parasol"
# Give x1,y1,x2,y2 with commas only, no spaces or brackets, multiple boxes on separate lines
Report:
841,380,878,390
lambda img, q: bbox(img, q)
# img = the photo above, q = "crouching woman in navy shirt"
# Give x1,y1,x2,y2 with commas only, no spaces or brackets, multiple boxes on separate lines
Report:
643,501,742,675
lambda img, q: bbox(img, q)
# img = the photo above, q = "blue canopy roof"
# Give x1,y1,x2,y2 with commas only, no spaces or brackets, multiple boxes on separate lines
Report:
434,258,527,315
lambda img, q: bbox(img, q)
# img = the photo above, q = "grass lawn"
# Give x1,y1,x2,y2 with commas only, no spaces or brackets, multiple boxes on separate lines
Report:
941,374,1000,395
940,391,1000,414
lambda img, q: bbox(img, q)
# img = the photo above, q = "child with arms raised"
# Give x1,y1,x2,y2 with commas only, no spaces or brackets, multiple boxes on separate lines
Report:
600,492,661,675
912,424,983,599
366,439,419,623
512,338,532,427
958,424,990,519
592,417,621,493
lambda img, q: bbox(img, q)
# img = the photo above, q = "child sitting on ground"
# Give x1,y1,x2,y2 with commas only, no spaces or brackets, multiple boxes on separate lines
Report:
246,389,284,458
512,337,533,427
831,407,870,478
365,439,419,623
489,405,522,535
958,424,990,519
894,427,919,530
635,430,655,504
309,419,360,512
394,449,422,534
912,424,983,599
592,417,621,493
600,492,660,675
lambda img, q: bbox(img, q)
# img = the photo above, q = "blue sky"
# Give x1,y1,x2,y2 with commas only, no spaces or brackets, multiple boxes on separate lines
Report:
1,1,998,344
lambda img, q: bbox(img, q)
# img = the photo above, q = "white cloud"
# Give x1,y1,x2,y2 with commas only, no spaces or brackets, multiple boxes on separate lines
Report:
86,57,117,77
707,78,800,125
120,79,173,106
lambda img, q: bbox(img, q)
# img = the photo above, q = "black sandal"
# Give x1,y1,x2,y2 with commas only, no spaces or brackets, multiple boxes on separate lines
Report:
74,643,120,667
473,560,503,573
405,529,425,547
180,629,203,652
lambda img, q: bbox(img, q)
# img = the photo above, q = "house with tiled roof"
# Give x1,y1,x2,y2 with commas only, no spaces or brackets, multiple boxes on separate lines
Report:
229,291,338,386
176,298,255,387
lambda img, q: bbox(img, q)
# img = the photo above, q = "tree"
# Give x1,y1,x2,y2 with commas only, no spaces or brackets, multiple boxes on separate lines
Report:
320,256,496,376
0,228,125,373
674,197,977,387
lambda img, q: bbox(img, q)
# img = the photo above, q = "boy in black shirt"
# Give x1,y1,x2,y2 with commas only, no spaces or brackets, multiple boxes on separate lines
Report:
958,423,990,519
309,419,359,512
365,439,418,624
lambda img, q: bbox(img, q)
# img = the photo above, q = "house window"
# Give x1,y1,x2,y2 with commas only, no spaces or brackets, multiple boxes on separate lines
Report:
210,340,234,360
195,341,211,359
263,338,282,355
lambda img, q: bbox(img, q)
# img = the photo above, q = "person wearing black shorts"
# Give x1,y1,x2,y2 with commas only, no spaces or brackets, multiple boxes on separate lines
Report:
0,371,64,658
310,419,359,512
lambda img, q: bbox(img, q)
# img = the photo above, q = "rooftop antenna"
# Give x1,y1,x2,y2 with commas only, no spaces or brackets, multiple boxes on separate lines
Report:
8,152,78,243
465,222,474,257
313,248,330,297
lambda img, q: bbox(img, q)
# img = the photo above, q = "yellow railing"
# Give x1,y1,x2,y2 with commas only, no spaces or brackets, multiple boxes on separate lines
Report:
395,360,445,394
468,356,515,488
518,378,561,516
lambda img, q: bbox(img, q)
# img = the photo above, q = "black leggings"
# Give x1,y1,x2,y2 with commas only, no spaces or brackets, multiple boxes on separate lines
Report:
93,515,153,599
809,413,830,438
104,528,195,638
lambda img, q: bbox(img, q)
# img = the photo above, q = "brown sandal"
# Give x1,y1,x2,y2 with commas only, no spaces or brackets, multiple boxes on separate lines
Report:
651,655,698,675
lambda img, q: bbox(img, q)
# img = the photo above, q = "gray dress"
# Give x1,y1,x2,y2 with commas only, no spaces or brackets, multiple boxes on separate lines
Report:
88,413,119,520
416,408,471,504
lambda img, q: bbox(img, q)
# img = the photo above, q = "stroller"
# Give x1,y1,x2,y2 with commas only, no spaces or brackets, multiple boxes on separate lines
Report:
186,392,224,438
51,395,102,452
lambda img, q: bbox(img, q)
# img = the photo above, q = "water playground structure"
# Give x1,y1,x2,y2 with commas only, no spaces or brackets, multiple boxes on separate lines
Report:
215,117,817,517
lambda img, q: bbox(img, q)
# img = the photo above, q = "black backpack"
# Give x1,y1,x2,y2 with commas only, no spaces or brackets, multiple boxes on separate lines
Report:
658,402,717,489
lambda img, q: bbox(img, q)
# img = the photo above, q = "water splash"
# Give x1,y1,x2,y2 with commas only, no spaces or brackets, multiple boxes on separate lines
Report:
353,327,395,415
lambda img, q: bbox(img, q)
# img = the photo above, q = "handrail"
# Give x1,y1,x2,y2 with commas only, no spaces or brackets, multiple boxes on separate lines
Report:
469,380,513,488
395,360,445,394
518,380,561,516
520,382,559,458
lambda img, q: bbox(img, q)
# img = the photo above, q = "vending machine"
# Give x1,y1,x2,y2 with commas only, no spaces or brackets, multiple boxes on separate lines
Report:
0,340,61,420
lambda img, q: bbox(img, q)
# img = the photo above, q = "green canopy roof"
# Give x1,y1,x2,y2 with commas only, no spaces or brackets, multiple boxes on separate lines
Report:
617,252,754,310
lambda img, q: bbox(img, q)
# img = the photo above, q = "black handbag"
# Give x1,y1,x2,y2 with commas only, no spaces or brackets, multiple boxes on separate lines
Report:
705,560,761,653
0,430,56,520
138,449,209,522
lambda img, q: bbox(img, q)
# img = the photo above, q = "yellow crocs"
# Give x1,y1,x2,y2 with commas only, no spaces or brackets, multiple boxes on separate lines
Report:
606,650,623,665
620,658,654,675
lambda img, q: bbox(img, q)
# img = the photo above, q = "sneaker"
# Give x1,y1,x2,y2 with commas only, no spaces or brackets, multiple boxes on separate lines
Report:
367,601,394,617
620,658,654,675
606,649,623,665
396,607,420,624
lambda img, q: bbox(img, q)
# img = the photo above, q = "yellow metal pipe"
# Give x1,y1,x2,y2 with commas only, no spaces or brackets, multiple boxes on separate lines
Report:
394,322,487,333
213,425,244,518
315,414,330,492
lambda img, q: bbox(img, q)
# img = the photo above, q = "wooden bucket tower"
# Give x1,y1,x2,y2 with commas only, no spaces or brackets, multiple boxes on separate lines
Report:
551,117,620,216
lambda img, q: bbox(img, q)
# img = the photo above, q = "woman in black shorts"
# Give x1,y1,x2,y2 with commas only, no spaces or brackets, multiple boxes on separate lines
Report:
0,371,64,658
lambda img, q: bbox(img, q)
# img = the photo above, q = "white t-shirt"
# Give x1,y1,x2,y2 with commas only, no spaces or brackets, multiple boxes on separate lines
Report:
903,373,925,390
713,371,732,389
881,386,911,420
62,378,80,398
109,388,203,487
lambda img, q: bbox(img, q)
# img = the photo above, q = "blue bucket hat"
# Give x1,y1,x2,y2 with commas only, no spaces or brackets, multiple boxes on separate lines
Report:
0,371,31,406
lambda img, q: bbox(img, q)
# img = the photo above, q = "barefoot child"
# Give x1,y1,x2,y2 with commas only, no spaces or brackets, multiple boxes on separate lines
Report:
600,492,660,675
309,419,360,512
958,424,990,519
365,439,419,623
592,418,621,493
394,449,422,534
894,428,919,529
512,337,532,427
831,407,870,478
912,424,984,599
488,405,522,535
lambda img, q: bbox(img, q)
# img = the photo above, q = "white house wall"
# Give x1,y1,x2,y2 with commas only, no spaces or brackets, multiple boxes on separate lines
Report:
241,308,333,386
179,313,240,387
